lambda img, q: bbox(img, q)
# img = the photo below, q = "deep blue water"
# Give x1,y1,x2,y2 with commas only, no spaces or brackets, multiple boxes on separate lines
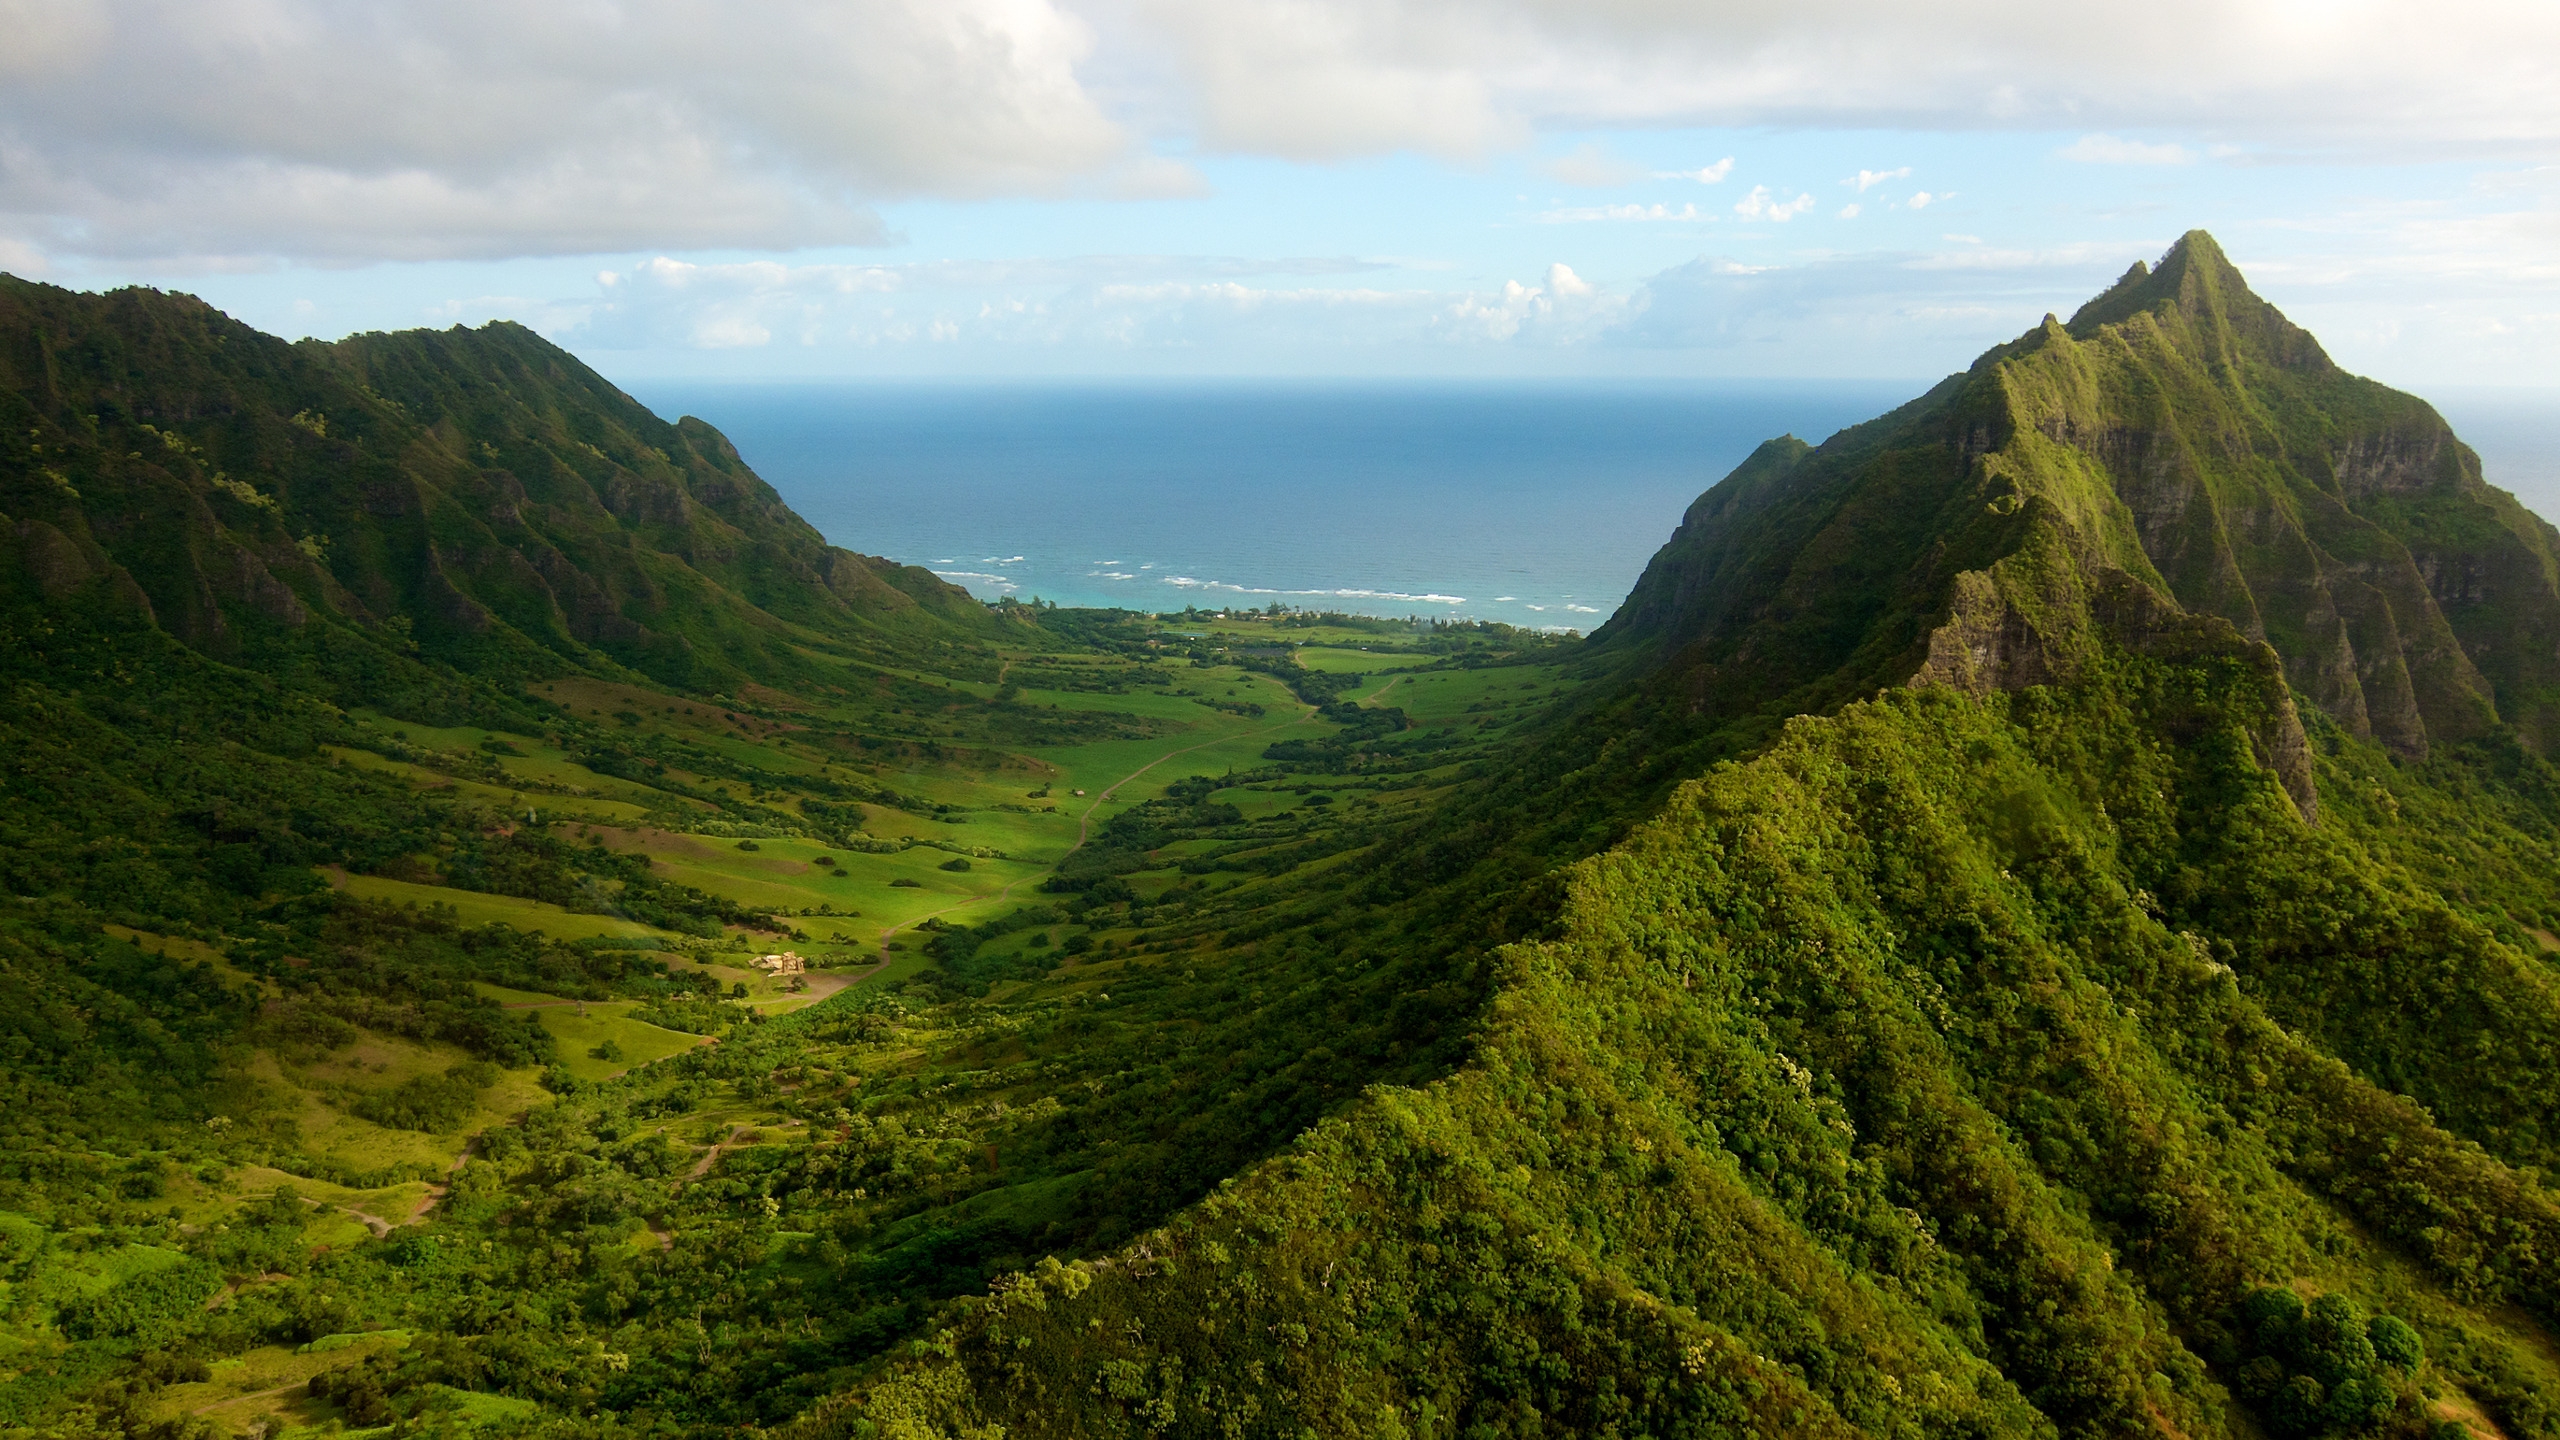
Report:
626,380,1915,631
624,380,2560,632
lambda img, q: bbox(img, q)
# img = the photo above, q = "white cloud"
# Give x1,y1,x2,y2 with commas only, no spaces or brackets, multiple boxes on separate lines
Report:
0,233,49,275
694,317,773,349
1901,239,2168,271
2058,134,2199,165
1119,0,2560,164
1849,167,1911,192
8,0,2558,265
1908,191,1935,208
1606,243,2166,368
1120,0,1517,159
568,249,1627,353
2474,165,2560,195
537,216,2560,387
0,0,1141,262
1658,157,1736,183
1734,186,1817,222
1442,263,1621,341
1839,203,1863,219
567,235,2313,374
1542,142,1645,187
1534,202,1708,223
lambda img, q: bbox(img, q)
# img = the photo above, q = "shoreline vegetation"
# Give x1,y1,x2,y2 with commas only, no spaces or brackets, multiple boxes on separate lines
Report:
2,234,2560,1438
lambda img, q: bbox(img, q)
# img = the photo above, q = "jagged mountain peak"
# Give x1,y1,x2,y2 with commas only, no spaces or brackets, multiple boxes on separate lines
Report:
2060,228,2336,373
1601,233,2560,802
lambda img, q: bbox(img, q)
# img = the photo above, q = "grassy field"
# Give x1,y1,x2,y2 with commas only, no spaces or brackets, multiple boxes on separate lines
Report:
329,871,685,945
0,1214,192,1305
0,598,1621,1439
298,636,1580,1073
339,713,700,812
1289,645,1433,674
569,827,1047,942
325,745,660,825
1386,664,1575,725
531,1005,711,1083
238,1028,550,1178
155,1334,413,1437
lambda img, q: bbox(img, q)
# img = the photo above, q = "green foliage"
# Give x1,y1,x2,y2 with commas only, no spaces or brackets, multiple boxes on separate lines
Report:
1260,699,1417,767
351,1061,500,1132
438,826,785,936
2372,1315,2426,1373
1043,784,1250,892
827,654,2560,1439
2230,1289,2418,1436
54,1260,223,1343
3,241,2560,1440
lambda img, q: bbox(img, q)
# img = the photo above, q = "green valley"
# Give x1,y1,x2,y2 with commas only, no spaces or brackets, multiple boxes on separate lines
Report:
5,235,2560,1440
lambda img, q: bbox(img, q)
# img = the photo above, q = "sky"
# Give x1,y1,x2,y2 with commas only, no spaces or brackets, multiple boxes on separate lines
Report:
4,0,2558,389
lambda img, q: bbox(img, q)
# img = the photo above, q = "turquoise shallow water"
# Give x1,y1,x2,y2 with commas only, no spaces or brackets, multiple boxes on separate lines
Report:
626,379,2560,632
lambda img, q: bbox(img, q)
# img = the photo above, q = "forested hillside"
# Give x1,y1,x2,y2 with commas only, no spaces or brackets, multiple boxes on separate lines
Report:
2,240,2559,1440
0,277,1000,701
802,234,2560,1439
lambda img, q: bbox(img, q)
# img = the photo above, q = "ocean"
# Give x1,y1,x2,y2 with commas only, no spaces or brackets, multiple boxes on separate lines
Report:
628,379,2560,632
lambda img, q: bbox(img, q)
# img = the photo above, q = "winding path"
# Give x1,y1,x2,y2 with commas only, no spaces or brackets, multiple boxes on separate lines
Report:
405,1138,479,1225
296,1192,395,1239
1362,674,1408,706
686,1124,754,1181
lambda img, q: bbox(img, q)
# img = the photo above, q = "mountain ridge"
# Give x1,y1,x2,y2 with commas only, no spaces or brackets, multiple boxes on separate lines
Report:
1598,231,2560,774
0,276,1001,701
3,244,2560,1440
795,234,2560,1440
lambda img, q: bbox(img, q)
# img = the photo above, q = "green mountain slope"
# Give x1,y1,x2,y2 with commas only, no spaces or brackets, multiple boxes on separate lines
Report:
0,279,1527,1438
0,277,997,698
796,236,2560,1440
3,242,2560,1440
1597,232,2560,763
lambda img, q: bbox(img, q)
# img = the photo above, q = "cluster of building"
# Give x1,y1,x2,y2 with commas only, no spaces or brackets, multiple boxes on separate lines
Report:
754,951,806,976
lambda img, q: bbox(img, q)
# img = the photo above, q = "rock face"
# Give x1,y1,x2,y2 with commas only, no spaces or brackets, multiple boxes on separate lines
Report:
0,278,1000,693
1599,231,2560,783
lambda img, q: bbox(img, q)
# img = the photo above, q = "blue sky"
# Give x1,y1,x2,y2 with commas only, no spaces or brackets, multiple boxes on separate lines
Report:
6,0,2556,390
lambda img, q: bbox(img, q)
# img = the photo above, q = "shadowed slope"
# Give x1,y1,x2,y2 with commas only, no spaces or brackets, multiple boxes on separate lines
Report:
0,277,1000,697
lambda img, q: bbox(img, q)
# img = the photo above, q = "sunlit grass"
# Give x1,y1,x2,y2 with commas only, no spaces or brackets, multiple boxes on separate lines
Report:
328,871,684,944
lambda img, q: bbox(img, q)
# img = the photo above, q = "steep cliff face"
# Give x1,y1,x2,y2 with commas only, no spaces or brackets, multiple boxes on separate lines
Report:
1598,232,2560,771
0,277,997,695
